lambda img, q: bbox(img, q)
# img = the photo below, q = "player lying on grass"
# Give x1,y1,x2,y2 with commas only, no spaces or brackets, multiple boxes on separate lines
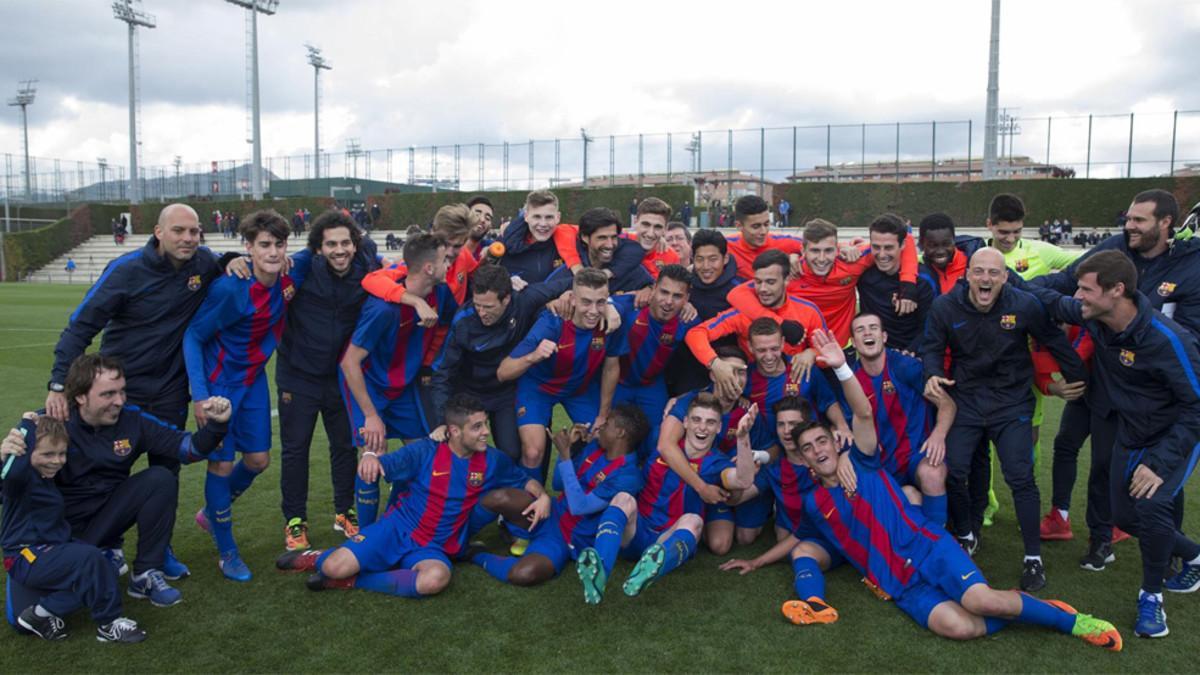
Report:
274,394,549,598
788,329,1123,650
464,404,649,587
572,393,758,603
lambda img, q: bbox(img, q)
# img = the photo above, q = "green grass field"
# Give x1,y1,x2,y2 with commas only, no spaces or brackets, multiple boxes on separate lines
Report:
0,283,1197,673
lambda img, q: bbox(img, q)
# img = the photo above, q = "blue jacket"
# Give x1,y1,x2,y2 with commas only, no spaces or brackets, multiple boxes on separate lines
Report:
857,265,937,352
922,281,1086,422
1033,291,1200,476
50,237,228,404
688,256,741,321
1,418,71,555
275,239,380,394
1035,234,1200,338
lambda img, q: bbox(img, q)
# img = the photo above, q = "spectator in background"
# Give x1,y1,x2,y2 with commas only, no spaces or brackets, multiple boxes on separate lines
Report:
292,209,305,239
681,201,693,228
1040,220,1051,242
370,202,382,227
629,198,639,225
665,221,692,266
778,197,791,227
65,258,76,276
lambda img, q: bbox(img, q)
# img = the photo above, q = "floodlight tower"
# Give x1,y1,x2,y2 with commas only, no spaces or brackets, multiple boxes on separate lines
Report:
305,44,331,182
982,0,1001,179
581,128,594,186
112,1,156,205
8,80,37,200
225,0,279,200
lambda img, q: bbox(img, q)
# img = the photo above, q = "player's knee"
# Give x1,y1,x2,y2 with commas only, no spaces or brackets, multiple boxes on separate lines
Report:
320,550,357,579
678,514,703,538
481,488,523,512
610,492,637,515
735,527,761,546
243,452,270,473
901,485,923,505
917,460,947,491
208,460,234,477
935,616,983,641
416,565,451,595
508,558,552,587
792,541,831,569
959,588,1007,618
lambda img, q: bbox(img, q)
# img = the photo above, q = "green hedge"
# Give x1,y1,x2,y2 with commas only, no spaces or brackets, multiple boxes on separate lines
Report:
372,185,696,230
131,197,335,232
2,205,94,280
772,177,1200,230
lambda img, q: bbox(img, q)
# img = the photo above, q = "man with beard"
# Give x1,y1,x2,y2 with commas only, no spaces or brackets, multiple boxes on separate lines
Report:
857,214,937,351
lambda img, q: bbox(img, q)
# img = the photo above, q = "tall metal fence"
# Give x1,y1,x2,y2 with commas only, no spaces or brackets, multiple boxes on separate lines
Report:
3,110,1197,204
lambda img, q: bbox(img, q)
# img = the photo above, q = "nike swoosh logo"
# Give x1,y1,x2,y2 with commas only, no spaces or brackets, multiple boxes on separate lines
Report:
961,571,976,580
823,508,836,519
952,321,967,329
432,470,450,477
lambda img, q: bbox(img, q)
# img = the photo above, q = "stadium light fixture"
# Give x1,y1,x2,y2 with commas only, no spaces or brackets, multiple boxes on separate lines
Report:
112,0,156,205
305,44,331,182
8,80,37,201
224,0,280,200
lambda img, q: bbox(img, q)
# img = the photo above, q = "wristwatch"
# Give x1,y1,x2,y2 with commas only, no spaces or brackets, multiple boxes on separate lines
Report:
48,381,64,393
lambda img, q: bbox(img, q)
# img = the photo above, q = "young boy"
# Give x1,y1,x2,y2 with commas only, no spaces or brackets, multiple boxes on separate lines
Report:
2,415,144,643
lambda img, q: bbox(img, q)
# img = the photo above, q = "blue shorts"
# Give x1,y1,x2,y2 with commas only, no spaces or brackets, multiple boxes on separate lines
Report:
619,516,665,560
707,490,774,528
340,515,451,574
516,379,599,428
523,519,570,576
210,375,272,460
613,378,669,461
894,535,986,629
340,372,430,446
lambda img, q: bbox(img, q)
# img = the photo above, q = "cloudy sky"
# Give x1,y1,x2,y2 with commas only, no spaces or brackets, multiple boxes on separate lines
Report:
1,0,1197,182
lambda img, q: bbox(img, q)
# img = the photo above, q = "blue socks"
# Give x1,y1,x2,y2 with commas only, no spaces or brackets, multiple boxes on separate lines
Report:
921,494,948,527
1017,594,1075,634
355,569,421,598
204,471,237,555
984,616,1011,635
594,504,629,577
520,463,544,484
471,553,519,584
792,556,825,600
356,476,380,527
657,529,697,578
228,460,261,500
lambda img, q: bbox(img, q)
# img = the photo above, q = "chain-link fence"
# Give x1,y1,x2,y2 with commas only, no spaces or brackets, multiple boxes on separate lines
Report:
3,110,1197,204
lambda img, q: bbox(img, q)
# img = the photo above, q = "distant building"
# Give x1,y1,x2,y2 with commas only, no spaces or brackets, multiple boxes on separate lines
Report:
558,170,773,206
786,155,1074,183
1172,163,1200,178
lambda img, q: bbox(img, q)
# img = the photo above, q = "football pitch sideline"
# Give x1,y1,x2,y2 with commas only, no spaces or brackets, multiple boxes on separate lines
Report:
0,283,1197,673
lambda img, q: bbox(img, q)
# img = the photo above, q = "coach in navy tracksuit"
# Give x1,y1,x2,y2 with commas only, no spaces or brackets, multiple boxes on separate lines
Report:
922,248,1086,591
275,211,380,544
429,264,574,459
1028,249,1200,638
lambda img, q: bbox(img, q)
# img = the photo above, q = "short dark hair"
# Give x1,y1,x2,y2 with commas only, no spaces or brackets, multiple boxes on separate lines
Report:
773,395,811,419
714,344,747,363
918,213,956,241
579,207,623,238
307,209,362,253
444,393,485,428
1132,189,1179,230
609,403,650,448
65,353,125,407
1075,250,1137,299
636,197,672,220
691,228,727,256
790,419,830,447
748,316,782,339
573,267,609,292
656,263,692,287
403,233,445,270
472,264,513,301
734,195,769,222
466,195,494,210
868,213,907,244
667,221,691,242
752,249,790,277
989,193,1026,224
240,209,290,243
687,391,724,417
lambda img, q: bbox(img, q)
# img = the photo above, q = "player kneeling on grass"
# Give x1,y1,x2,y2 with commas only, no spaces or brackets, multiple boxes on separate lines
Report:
790,329,1123,650
573,394,757,603
274,394,550,598
465,404,648,587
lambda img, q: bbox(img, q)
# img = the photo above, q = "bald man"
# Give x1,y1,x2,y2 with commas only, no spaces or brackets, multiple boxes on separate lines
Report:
921,247,1087,592
45,203,243,580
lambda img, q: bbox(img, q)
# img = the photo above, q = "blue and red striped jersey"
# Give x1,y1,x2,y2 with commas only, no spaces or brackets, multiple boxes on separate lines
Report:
668,388,775,453
636,446,732,533
183,270,294,400
852,350,930,481
378,438,527,557
800,446,943,599
609,295,697,387
744,356,838,432
552,442,642,544
350,287,458,399
754,455,815,535
508,309,621,396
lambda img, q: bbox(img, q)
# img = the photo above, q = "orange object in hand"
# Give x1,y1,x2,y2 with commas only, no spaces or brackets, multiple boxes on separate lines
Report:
488,242,506,258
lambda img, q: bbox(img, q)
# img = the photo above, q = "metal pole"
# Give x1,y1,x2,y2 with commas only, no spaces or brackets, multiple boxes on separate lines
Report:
554,138,560,185
478,143,484,190
1170,110,1178,176
825,124,831,180
1127,112,1134,178
792,126,797,179
983,0,1001,179
759,127,765,195
895,122,900,182
638,133,644,187
20,106,31,200
726,129,732,189
127,23,140,204
528,140,533,189
1085,114,1092,178
582,134,588,186
861,123,866,179
313,66,320,181
697,131,702,174
667,133,672,182
608,135,615,187
1045,116,1052,167
931,121,937,180
967,120,973,180
249,9,263,199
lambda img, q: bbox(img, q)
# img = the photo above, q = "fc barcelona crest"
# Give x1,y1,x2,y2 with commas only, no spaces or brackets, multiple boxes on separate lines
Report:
1000,314,1017,330
1119,349,1136,367
659,333,674,345
517,406,527,418
594,471,608,483
1158,282,1177,297
113,438,133,457
1015,259,1029,272
187,274,202,291
882,380,896,395
784,382,800,396
283,285,296,301
468,471,484,487
590,337,605,350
